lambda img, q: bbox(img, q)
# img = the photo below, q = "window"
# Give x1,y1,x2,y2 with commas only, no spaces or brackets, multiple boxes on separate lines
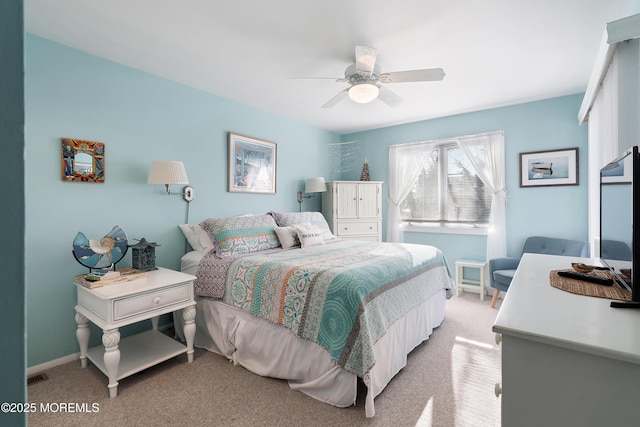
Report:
400,142,492,227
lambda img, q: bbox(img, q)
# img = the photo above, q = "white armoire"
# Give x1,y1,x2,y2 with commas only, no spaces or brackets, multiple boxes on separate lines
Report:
322,181,382,241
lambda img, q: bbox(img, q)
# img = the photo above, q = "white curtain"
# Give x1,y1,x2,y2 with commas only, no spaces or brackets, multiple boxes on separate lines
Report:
456,132,507,261
386,143,433,242
587,53,619,256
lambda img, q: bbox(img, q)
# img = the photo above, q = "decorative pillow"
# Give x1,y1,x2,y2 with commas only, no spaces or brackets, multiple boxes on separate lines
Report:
269,211,335,241
274,225,300,249
200,214,280,258
294,224,325,248
179,223,214,253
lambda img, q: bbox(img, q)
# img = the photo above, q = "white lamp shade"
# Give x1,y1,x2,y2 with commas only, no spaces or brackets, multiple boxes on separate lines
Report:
348,83,379,104
147,161,189,185
305,177,326,193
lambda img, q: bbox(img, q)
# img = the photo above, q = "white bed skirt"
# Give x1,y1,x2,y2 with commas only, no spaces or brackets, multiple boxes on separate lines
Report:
175,287,446,417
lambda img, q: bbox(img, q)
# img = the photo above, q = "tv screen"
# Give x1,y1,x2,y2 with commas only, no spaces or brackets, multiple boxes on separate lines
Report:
600,146,639,308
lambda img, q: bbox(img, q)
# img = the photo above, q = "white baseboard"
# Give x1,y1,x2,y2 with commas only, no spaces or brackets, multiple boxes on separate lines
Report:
28,353,79,376
27,322,175,376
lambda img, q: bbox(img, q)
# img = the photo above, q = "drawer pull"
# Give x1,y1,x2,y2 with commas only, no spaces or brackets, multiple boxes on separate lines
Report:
153,297,161,305
495,333,502,345
495,383,502,397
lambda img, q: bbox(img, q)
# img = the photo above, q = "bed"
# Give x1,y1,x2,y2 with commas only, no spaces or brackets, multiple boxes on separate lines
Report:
174,211,454,417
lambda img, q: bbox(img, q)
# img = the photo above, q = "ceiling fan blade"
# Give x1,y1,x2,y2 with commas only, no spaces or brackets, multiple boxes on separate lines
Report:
355,45,377,76
377,86,403,108
379,68,445,83
321,88,349,108
288,76,347,82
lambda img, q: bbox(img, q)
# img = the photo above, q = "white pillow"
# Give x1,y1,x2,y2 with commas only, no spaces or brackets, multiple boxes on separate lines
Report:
179,224,214,252
275,225,300,249
294,224,325,248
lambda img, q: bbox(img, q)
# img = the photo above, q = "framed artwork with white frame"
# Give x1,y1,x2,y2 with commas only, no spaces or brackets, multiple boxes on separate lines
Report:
228,132,277,194
519,147,579,187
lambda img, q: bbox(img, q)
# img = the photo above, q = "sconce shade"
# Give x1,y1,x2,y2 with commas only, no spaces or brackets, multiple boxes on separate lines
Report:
348,83,379,104
305,177,327,193
147,161,189,185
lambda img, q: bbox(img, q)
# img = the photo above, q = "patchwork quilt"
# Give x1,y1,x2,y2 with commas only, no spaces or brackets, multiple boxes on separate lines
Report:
212,239,454,377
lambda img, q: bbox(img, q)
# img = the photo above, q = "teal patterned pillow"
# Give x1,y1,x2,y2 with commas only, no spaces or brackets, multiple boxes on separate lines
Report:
269,211,335,241
200,214,280,258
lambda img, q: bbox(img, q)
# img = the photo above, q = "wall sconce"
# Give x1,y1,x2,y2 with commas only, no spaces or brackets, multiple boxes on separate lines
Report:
297,177,326,212
148,160,195,228
147,160,195,202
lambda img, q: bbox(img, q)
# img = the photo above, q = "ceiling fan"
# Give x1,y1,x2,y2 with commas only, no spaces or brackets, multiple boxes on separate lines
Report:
292,45,445,108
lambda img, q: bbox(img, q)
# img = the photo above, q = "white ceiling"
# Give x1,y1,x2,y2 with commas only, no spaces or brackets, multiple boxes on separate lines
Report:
25,0,636,134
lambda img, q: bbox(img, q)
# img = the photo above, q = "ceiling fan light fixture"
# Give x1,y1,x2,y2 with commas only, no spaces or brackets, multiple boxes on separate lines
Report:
348,83,379,104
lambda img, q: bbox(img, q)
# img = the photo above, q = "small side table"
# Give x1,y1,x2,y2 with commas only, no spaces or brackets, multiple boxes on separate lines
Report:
74,267,196,398
455,259,487,301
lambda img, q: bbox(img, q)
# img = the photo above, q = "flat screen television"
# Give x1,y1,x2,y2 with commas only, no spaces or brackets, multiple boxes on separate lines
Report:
600,145,639,308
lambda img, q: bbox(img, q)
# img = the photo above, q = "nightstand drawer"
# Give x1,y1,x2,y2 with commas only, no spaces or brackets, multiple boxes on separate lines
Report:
337,221,379,236
113,282,191,321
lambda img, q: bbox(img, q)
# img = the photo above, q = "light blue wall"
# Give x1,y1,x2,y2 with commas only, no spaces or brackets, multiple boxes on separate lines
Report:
342,94,589,263
1,0,26,424
25,35,337,367
25,34,589,368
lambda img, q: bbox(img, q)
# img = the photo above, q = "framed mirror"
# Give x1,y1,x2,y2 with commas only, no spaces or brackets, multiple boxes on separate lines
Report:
61,138,105,182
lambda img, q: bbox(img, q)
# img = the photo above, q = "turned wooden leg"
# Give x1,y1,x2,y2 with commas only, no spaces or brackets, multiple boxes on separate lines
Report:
75,311,90,368
491,289,500,308
102,329,121,398
182,306,196,363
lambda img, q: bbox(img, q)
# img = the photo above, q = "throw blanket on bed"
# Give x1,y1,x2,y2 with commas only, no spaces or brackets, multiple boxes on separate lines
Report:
222,239,454,377
194,247,283,298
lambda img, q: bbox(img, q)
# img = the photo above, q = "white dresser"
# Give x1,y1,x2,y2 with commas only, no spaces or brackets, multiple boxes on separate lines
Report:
493,253,640,427
322,181,382,241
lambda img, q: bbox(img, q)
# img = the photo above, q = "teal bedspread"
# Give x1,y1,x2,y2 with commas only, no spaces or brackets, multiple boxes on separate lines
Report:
223,239,454,377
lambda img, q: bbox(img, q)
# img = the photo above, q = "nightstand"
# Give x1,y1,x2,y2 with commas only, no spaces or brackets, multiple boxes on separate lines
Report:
455,259,487,301
74,267,197,398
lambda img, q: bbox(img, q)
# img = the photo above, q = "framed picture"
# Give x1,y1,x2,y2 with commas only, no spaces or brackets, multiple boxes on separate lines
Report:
61,138,105,183
602,152,632,184
228,132,277,194
519,147,579,187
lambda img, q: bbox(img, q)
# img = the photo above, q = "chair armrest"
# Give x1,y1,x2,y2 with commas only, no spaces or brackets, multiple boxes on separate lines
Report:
489,257,521,273
489,257,521,290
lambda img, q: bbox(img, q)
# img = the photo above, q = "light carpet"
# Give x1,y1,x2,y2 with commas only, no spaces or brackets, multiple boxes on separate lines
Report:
27,292,501,427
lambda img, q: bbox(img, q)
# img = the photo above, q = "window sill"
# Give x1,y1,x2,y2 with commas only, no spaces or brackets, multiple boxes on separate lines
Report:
402,224,489,236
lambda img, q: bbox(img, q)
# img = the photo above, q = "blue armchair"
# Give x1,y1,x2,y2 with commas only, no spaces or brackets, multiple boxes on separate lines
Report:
489,236,590,307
